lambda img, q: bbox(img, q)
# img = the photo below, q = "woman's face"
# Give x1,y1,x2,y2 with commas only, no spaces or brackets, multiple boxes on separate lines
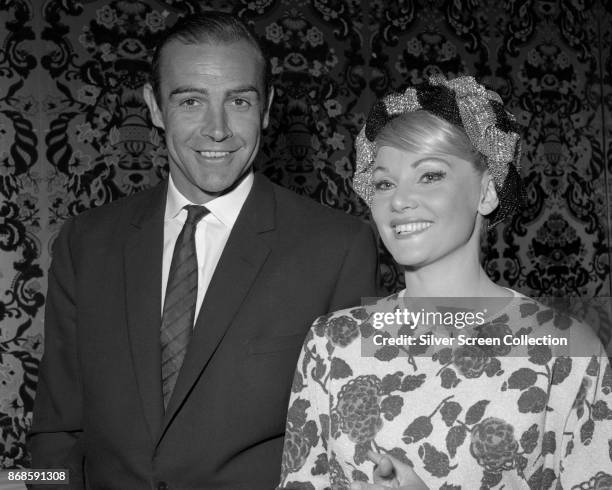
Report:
370,145,485,269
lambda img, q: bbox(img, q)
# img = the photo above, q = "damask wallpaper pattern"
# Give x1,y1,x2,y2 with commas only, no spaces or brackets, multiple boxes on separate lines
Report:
0,0,610,468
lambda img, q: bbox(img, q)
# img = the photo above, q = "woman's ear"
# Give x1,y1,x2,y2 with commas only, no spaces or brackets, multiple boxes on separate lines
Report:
478,172,499,216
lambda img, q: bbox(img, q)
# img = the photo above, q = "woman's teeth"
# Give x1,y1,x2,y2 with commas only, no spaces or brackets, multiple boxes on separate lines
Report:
394,222,432,235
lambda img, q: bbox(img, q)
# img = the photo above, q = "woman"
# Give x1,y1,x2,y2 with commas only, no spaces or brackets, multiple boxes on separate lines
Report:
277,76,612,489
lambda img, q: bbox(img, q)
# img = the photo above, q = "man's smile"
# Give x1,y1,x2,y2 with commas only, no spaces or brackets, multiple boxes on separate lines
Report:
198,150,234,158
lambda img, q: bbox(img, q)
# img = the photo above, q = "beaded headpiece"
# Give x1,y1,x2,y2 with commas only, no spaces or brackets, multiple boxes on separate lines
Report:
354,75,525,226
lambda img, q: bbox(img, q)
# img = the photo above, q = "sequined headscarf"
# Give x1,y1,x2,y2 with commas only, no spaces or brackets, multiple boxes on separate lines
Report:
354,75,524,226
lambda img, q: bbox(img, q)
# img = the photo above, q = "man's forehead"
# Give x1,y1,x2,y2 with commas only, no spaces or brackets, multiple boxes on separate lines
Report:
160,38,262,66
158,39,265,88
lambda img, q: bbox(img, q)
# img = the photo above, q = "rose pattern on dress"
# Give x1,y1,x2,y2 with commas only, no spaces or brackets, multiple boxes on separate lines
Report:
334,375,383,444
280,396,320,485
573,471,612,490
281,426,313,476
452,345,490,378
312,313,333,337
593,472,612,490
326,315,360,347
470,417,520,473
474,321,513,357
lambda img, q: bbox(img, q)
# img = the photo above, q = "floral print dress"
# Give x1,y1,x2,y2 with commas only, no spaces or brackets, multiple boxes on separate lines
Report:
278,292,612,489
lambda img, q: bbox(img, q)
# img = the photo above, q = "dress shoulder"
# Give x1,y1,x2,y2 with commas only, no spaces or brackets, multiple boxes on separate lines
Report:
308,293,402,349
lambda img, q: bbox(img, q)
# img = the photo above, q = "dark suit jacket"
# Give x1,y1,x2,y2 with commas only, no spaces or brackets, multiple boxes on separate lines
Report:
28,174,379,490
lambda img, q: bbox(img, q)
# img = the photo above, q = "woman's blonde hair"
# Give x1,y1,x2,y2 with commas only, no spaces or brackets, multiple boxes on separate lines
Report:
375,110,487,173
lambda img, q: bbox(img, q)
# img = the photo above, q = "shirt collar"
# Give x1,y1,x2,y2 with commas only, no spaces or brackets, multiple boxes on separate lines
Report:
165,171,254,227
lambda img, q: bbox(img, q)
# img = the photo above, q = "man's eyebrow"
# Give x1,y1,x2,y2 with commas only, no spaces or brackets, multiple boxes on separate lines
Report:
168,85,261,98
372,166,389,173
227,86,260,97
169,86,208,97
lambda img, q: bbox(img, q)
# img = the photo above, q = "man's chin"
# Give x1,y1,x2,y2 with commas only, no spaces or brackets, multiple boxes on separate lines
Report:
197,171,252,198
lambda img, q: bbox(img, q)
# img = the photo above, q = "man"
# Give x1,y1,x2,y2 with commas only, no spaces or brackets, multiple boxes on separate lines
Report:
28,11,378,490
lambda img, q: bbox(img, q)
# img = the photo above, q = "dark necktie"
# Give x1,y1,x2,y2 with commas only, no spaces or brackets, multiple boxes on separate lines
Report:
161,204,209,409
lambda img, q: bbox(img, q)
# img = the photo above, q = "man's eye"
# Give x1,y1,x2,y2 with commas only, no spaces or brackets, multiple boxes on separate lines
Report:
374,180,394,191
420,171,445,183
232,98,251,108
180,98,200,107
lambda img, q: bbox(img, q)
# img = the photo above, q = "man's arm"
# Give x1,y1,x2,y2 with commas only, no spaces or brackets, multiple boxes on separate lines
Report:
328,221,381,311
27,218,85,488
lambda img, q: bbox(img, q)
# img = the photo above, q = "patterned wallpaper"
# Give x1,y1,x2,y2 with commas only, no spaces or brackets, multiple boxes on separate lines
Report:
0,0,610,468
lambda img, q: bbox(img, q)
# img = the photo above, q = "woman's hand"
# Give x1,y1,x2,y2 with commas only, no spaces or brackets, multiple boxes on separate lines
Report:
350,450,428,489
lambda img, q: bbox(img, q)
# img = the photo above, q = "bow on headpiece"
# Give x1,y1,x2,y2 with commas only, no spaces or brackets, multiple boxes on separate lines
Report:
354,75,524,226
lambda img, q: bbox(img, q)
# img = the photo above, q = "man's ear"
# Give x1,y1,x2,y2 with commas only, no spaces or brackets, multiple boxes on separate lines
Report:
143,83,165,130
262,85,275,129
478,172,499,216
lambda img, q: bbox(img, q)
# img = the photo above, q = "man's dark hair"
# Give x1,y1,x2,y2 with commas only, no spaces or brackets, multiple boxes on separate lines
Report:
150,11,272,104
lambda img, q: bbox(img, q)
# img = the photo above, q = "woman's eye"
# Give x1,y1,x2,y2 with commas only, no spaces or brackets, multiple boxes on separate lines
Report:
374,180,394,191
420,171,445,183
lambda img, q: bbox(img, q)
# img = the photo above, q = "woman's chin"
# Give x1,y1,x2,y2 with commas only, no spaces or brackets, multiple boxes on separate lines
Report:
393,254,429,270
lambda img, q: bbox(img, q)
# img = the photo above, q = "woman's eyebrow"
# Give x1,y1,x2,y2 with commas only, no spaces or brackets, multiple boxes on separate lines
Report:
411,157,451,168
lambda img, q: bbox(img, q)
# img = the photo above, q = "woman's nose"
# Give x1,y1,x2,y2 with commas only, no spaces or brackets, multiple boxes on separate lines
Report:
390,183,419,211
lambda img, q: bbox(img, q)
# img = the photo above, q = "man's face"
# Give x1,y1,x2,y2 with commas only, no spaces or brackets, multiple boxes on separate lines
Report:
143,39,273,203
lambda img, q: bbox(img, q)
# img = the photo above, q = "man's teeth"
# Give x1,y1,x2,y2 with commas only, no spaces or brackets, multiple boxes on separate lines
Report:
199,151,230,158
394,222,432,234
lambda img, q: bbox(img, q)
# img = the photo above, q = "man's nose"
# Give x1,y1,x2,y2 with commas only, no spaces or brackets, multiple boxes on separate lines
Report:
201,106,232,142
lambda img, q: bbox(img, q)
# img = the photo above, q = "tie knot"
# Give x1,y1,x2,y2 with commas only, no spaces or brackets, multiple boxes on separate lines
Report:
184,205,209,226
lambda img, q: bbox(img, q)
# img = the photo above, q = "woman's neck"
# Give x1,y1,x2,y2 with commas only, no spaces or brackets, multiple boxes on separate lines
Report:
403,246,508,298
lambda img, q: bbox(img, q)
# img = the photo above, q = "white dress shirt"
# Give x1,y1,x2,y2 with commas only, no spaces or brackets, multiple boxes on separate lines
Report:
161,172,254,322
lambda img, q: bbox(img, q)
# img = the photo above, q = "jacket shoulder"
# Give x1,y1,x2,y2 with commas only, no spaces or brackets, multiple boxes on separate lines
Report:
269,180,366,230
67,183,164,229
54,183,165,253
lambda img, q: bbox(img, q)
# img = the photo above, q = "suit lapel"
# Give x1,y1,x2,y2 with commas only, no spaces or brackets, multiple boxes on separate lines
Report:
159,175,276,439
124,182,167,444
